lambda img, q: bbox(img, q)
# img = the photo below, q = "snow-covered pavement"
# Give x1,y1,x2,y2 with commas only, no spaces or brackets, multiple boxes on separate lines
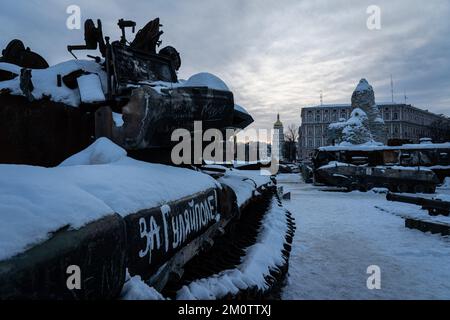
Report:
278,174,450,300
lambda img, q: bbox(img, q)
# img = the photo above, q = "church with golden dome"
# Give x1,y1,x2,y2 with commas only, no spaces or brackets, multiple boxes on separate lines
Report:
273,114,285,160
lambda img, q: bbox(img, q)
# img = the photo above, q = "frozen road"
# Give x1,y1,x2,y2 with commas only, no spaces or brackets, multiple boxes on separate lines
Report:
278,174,450,300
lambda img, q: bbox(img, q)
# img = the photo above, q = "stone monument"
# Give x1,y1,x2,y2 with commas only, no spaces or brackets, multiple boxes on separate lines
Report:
351,79,387,144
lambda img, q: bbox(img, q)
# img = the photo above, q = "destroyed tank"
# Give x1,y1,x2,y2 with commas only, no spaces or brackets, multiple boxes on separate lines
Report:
0,18,254,166
315,162,439,193
0,18,295,300
314,143,450,183
313,144,442,193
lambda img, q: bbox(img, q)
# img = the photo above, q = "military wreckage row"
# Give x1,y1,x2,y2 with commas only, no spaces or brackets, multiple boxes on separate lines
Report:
309,142,450,237
311,143,450,193
0,18,295,299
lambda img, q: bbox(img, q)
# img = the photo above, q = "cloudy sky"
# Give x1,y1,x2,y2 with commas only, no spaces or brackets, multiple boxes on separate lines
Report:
1,0,449,135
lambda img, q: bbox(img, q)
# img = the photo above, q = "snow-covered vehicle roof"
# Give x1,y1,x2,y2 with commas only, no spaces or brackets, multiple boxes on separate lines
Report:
0,138,220,261
0,137,276,261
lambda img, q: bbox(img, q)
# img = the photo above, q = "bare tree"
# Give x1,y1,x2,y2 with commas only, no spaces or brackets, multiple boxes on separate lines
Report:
430,119,450,143
284,124,299,162
285,124,299,142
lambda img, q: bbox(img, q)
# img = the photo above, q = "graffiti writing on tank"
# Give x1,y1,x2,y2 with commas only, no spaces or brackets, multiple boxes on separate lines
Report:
138,215,161,264
138,191,218,264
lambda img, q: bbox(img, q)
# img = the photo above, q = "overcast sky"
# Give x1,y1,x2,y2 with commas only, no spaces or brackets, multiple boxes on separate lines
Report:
1,0,449,134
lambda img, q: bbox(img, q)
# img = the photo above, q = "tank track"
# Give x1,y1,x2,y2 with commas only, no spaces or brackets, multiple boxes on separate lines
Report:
161,190,296,300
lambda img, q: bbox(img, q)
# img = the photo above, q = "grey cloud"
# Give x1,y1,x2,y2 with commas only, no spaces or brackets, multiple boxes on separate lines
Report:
0,0,449,134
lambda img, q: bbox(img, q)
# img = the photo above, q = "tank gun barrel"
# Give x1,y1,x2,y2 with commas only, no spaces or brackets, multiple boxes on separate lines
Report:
386,193,425,206
386,193,450,216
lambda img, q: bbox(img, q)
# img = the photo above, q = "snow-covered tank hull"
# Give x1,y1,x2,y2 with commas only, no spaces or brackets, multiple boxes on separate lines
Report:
0,18,295,300
315,162,439,193
0,214,127,299
0,140,295,299
314,143,450,184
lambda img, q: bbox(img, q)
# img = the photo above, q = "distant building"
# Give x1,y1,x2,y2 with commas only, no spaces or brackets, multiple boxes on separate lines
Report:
273,114,285,160
298,103,450,160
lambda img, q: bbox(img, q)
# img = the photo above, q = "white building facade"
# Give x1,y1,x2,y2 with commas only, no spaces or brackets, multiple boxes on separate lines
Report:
298,103,449,160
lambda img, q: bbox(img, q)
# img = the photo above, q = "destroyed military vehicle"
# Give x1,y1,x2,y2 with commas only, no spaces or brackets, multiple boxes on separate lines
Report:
312,143,447,193
0,18,295,300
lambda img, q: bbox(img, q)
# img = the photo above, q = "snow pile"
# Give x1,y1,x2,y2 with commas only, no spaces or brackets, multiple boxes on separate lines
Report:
77,74,106,103
371,188,390,194
113,112,124,127
0,60,107,107
319,161,355,170
0,138,219,261
183,72,229,91
176,199,288,300
139,72,230,93
0,62,20,75
59,138,126,166
218,169,272,207
121,272,166,300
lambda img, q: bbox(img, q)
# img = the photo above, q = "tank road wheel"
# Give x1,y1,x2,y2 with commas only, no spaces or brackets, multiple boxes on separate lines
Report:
414,184,425,194
388,184,398,193
358,185,368,192
426,185,436,194
397,184,410,193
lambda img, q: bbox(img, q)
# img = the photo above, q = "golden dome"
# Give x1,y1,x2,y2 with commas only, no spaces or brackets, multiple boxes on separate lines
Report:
274,113,283,128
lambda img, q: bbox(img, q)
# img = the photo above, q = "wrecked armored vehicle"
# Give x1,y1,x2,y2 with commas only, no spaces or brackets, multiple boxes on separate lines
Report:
0,18,253,166
315,161,439,193
0,18,295,300
314,143,450,184
313,144,444,193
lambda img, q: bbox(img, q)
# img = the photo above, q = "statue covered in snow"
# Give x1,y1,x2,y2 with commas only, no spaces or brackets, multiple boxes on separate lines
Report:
328,78,387,146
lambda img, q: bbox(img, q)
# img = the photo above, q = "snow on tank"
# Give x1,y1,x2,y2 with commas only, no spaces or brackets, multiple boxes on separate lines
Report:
0,60,107,107
182,72,230,91
0,138,219,261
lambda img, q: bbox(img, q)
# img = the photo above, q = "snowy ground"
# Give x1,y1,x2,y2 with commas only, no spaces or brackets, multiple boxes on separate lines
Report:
278,174,450,300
